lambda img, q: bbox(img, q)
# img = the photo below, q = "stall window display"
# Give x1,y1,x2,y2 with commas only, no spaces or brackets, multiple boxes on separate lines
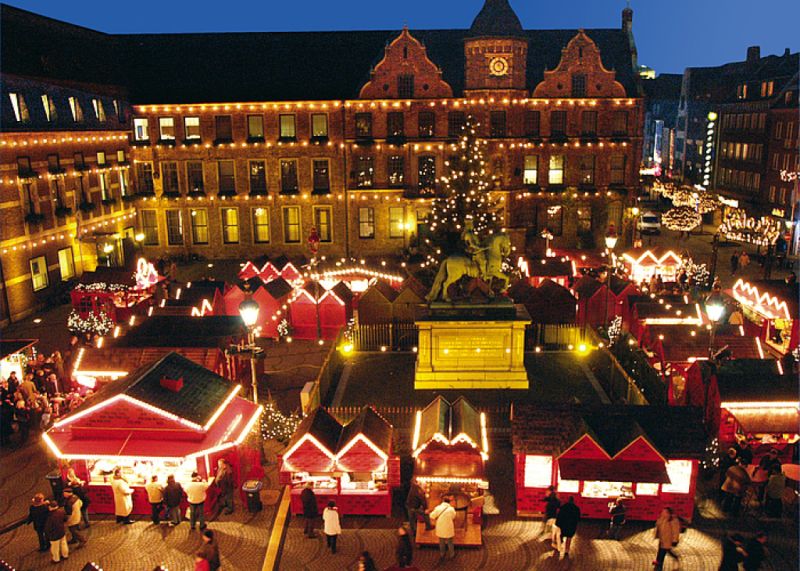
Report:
557,470,580,493
581,481,633,499
524,455,552,488
636,482,660,496
661,460,692,494
87,458,196,487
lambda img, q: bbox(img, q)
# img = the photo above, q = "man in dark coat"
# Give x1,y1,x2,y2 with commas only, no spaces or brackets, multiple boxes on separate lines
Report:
44,500,69,563
163,474,184,526
26,493,50,551
300,482,319,538
554,496,580,558
210,458,235,520
743,531,768,571
405,482,432,537
542,486,560,540
396,524,413,567
607,498,626,540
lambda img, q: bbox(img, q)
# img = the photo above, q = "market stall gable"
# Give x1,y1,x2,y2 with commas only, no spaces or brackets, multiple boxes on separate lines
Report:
730,278,799,355
512,405,706,521
621,249,683,283
337,407,392,473
282,407,341,473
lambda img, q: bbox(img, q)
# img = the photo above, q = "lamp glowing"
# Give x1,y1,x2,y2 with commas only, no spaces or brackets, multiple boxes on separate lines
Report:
238,299,260,328
705,298,725,323
604,235,618,250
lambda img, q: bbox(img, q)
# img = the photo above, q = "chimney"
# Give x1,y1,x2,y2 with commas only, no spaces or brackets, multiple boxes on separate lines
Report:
746,46,760,62
785,48,791,57
160,376,184,392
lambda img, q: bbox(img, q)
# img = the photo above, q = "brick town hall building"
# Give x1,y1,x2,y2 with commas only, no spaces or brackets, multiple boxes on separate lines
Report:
0,0,643,323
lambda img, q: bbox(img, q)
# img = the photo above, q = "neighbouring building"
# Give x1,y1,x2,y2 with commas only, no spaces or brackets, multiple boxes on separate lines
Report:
641,73,682,177
1,1,645,322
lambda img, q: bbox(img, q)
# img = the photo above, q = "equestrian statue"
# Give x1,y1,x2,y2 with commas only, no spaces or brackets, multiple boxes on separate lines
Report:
426,219,511,302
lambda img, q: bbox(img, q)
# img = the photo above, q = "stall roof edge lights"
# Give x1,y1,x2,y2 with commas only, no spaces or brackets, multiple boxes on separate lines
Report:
731,278,793,321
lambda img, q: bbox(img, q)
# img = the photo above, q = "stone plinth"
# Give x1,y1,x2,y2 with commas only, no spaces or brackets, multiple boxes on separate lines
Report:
414,303,530,389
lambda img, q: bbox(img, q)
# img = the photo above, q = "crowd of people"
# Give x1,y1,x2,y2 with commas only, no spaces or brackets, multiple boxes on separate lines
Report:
0,351,90,449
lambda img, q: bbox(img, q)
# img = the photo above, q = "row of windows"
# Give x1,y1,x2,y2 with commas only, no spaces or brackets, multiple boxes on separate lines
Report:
770,152,799,172
16,150,127,177
29,248,76,292
522,155,626,186
8,92,124,125
721,112,766,132
773,121,796,143
767,186,791,205
717,168,761,191
134,113,330,143
736,80,775,100
720,142,764,162
132,109,631,143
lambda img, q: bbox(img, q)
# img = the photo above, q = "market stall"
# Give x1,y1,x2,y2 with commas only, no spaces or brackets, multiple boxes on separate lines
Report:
43,352,263,515
356,281,398,325
255,278,295,338
289,281,353,340
628,297,702,341
620,249,683,284
685,359,798,462
70,258,164,327
512,404,706,522
574,275,638,328
518,256,577,288
392,277,427,323
730,278,799,356
0,339,37,381
280,406,400,516
411,397,489,546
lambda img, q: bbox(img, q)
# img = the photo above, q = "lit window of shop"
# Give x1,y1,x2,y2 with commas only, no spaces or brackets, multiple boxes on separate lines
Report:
221,207,240,244
133,117,149,141
280,159,299,194
311,113,328,138
557,469,579,493
165,210,184,245
184,116,201,140
140,209,159,245
279,114,296,139
389,207,404,239
636,482,659,496
549,155,564,185
57,248,75,281
247,115,264,140
252,207,270,244
661,460,692,494
282,206,300,243
190,209,208,245
30,255,49,291
314,206,332,243
523,155,538,185
388,156,405,187
358,207,375,239
523,455,552,488
581,481,633,498
355,156,374,188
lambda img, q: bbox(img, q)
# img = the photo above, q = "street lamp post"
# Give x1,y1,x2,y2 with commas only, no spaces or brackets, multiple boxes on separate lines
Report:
603,232,619,327
705,294,725,359
236,298,263,403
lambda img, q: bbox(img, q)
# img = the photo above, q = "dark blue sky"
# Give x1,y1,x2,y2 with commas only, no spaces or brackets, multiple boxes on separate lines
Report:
8,0,799,74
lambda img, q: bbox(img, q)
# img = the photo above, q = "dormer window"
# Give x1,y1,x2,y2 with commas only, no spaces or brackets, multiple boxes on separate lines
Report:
9,93,30,122
68,97,84,122
92,98,106,122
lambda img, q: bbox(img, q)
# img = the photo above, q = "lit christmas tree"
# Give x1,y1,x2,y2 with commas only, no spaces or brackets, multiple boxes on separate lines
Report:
260,399,301,444
426,114,500,259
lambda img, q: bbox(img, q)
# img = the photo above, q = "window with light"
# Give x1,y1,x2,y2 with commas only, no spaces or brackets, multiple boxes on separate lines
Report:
523,455,552,488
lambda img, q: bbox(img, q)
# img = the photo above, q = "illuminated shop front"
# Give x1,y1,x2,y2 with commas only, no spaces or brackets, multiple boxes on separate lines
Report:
730,278,798,355
43,352,262,515
512,405,706,522
279,406,400,516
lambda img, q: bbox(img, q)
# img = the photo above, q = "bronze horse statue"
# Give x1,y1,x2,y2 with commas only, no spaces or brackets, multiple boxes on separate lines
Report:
426,233,511,302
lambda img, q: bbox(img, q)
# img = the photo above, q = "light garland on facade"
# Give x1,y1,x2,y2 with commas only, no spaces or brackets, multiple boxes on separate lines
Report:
662,206,702,232
719,209,783,246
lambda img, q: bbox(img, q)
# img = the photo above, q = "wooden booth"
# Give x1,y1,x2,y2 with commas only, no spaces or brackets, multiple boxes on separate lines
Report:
574,275,638,328
290,281,353,340
280,406,400,516
43,352,263,515
513,404,706,522
0,339,37,381
411,397,489,546
519,256,577,288
357,280,399,325
730,278,799,356
70,258,163,325
684,359,798,464
620,249,684,284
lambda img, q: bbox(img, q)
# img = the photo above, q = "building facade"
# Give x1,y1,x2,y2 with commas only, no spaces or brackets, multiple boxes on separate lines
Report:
0,1,644,322
641,73,681,177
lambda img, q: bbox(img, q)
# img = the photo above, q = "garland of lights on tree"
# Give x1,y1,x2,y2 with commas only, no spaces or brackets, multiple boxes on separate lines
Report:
423,114,500,266
662,206,702,231
260,400,301,444
67,310,114,336
718,209,782,246
781,169,800,182
73,282,129,293
677,258,710,288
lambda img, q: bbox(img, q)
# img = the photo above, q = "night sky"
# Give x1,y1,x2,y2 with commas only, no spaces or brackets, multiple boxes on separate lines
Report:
7,0,799,75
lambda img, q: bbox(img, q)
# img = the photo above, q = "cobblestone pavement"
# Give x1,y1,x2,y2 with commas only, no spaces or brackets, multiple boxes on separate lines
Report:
0,441,277,571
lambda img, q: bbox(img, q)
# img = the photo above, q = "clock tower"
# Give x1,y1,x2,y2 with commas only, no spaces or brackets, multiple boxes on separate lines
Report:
464,0,528,95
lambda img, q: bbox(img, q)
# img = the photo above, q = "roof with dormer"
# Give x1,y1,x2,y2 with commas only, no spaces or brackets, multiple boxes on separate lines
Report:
467,0,525,39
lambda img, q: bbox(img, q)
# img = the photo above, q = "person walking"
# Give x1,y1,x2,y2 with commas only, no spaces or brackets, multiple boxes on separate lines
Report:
186,471,214,531
743,531,768,570
198,530,221,571
44,500,69,563
730,252,740,275
63,488,87,547
26,493,50,552
0,379,14,447
210,458,235,520
405,481,432,537
429,496,456,561
146,475,165,525
653,507,681,569
300,482,319,538
542,486,560,541
66,467,91,529
554,496,580,559
739,250,750,271
111,468,134,524
322,500,341,554
164,474,184,526
396,524,414,568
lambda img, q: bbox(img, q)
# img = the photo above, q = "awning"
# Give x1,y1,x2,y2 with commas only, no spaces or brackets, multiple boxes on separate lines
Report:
415,451,484,480
558,458,670,484
729,408,800,435
0,339,37,361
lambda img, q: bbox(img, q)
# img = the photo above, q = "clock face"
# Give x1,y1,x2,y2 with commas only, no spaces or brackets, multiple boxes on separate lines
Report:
489,56,510,77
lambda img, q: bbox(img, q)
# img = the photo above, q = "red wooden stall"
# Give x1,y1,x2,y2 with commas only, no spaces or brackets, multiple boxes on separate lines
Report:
730,278,799,356
254,278,294,338
289,281,353,340
513,404,706,522
43,352,263,516
574,275,638,328
279,406,400,516
411,397,489,546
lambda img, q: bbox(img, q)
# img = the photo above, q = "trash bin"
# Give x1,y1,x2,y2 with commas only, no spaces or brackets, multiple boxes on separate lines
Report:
242,480,263,513
46,471,64,503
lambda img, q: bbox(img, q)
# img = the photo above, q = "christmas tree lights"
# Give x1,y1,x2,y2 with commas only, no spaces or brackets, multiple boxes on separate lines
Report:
260,400,301,444
662,206,702,232
426,115,500,259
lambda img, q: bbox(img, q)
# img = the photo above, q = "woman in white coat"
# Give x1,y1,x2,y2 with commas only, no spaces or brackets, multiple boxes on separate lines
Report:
322,500,341,554
111,468,134,524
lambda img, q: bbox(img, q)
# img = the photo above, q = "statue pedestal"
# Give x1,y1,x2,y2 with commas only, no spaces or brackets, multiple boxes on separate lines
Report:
414,303,530,390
